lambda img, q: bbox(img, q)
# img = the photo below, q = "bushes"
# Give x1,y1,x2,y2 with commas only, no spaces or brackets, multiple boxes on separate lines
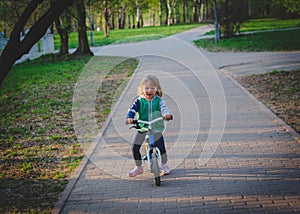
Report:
218,0,250,38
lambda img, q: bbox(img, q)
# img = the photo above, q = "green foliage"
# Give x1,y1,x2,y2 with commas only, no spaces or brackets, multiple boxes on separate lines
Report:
269,70,282,75
218,0,250,38
19,162,33,173
272,0,300,14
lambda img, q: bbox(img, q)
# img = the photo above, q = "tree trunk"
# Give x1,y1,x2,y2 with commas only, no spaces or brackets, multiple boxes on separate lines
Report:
119,0,126,29
165,2,168,24
56,20,69,55
104,7,110,37
127,14,131,28
203,0,209,21
140,10,144,27
136,1,141,28
166,0,172,26
182,0,187,23
159,0,163,26
132,15,135,28
0,0,75,86
198,0,203,22
151,8,156,26
55,10,72,55
72,0,93,56
193,0,198,22
111,12,115,30
172,0,178,24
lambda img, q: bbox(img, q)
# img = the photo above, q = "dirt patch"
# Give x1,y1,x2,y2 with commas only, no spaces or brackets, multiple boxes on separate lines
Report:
236,70,300,134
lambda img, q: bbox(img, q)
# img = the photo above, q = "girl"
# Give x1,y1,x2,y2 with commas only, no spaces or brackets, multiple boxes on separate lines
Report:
126,74,172,177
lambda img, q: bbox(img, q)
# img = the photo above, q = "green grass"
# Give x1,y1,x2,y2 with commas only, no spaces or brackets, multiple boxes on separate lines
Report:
205,18,300,35
54,23,203,49
56,18,300,52
195,28,300,52
241,18,300,32
0,54,138,212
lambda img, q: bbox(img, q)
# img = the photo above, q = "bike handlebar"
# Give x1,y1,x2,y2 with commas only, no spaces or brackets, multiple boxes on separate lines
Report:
126,115,173,129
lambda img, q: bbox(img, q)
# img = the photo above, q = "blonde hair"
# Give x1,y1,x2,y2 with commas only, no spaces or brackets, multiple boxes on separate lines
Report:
137,74,163,97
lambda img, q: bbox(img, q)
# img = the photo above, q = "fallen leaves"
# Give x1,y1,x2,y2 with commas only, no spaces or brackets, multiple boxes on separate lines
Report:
237,70,300,134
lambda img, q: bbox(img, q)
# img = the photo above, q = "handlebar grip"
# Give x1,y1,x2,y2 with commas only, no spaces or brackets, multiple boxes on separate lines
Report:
125,119,138,125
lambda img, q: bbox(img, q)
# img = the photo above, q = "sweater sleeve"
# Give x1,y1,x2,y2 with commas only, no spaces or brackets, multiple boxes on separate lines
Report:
160,97,170,116
127,98,140,119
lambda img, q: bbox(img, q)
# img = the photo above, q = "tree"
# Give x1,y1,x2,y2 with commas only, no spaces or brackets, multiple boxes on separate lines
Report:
272,0,300,15
148,0,159,26
284,0,300,14
218,0,249,38
166,0,173,25
182,0,186,23
119,0,126,29
0,1,15,37
193,0,202,22
159,0,164,25
125,0,137,28
135,0,150,28
55,7,73,55
136,0,142,28
0,0,46,38
72,0,93,56
0,0,75,86
103,0,111,36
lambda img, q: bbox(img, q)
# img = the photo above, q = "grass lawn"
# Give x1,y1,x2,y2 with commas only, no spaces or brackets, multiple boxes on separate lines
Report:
241,18,300,32
194,29,300,52
204,18,300,35
0,55,138,212
195,18,300,52
55,23,203,49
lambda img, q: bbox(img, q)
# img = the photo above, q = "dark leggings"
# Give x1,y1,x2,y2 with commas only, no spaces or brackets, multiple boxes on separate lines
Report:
132,131,167,167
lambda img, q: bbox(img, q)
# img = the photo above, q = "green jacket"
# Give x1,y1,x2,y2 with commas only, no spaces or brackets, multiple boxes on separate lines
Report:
127,95,170,133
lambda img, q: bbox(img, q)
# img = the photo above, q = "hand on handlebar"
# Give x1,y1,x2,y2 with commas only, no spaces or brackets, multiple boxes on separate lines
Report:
164,114,173,121
126,118,134,124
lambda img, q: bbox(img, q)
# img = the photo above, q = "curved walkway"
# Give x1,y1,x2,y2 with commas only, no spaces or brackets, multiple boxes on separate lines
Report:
53,26,300,213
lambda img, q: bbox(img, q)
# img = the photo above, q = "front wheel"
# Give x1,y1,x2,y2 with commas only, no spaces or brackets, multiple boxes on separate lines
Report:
152,152,161,186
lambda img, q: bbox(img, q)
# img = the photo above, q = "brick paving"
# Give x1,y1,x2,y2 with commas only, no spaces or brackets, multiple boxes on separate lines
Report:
53,26,300,214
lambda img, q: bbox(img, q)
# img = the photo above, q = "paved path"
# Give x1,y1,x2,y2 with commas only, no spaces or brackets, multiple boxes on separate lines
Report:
53,26,300,213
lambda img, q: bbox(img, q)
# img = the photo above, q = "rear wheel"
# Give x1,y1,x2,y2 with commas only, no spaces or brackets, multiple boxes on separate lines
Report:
152,152,161,186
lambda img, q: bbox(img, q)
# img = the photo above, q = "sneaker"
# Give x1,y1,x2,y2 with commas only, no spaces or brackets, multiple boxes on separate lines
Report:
161,164,170,175
128,166,143,177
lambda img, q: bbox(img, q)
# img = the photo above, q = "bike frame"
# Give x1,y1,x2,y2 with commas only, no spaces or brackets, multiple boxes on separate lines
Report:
136,117,164,170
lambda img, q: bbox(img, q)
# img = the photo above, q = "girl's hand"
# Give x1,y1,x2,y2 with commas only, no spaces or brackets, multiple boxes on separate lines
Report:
126,118,134,124
164,114,173,121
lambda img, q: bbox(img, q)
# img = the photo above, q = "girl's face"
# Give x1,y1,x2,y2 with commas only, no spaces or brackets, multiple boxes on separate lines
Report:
142,81,157,100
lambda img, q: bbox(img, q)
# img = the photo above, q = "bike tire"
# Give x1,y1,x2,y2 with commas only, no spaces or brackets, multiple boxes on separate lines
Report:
152,153,161,186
